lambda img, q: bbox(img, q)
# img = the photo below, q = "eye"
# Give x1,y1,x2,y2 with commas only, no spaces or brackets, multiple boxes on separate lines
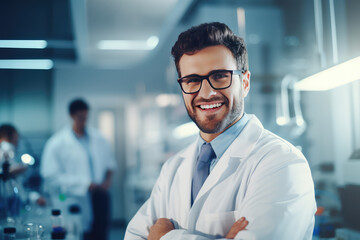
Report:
212,71,230,80
184,76,201,84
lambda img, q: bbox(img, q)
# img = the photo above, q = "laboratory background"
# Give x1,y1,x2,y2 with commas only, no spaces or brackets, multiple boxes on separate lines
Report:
1,0,360,239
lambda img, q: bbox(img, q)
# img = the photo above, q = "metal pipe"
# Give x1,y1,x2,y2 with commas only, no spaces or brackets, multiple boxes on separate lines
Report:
314,0,326,68
329,0,339,64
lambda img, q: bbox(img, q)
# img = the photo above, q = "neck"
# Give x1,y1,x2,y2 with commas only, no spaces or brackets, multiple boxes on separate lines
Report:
73,125,85,136
200,113,243,142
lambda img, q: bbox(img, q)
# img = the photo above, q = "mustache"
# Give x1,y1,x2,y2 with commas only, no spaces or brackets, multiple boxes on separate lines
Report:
193,96,227,105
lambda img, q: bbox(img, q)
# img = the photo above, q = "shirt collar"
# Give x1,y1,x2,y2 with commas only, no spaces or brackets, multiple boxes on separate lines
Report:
72,127,88,140
197,113,249,159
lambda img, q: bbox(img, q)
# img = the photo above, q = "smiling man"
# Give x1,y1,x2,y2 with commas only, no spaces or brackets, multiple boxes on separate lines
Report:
125,22,316,240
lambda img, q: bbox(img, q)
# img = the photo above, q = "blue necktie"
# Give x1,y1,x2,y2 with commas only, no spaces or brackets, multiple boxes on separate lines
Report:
192,143,216,205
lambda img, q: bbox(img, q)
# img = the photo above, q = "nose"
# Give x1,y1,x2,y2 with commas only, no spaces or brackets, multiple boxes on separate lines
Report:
198,78,217,98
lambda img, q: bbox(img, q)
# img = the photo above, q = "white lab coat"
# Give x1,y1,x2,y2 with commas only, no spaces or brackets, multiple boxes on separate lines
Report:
40,126,116,231
125,115,316,240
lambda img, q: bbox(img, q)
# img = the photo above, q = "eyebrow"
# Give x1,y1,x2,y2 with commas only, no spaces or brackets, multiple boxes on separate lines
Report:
181,69,230,78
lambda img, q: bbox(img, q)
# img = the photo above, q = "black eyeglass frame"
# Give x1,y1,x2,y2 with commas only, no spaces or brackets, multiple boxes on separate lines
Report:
177,69,245,94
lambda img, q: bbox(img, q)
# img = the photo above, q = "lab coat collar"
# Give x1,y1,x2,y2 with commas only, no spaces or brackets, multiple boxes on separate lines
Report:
191,114,264,205
227,114,264,158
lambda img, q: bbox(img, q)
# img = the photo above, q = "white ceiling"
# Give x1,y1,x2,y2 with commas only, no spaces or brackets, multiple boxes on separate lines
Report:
71,0,181,68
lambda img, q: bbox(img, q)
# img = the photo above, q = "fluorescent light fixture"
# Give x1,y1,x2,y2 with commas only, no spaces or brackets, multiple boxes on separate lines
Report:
295,56,360,91
173,122,198,139
147,36,159,48
98,36,159,50
0,40,47,49
0,59,53,69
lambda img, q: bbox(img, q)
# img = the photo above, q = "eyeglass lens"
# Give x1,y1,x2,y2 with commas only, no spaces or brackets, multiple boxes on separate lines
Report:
181,71,232,93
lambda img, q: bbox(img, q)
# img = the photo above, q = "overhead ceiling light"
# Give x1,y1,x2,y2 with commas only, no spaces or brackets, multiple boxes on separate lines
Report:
147,36,159,49
98,36,159,50
0,40,47,49
0,59,54,69
295,56,360,91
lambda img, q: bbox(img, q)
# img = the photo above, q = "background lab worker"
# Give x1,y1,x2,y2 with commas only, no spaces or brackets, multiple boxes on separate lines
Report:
125,22,316,240
41,98,116,240
0,124,27,176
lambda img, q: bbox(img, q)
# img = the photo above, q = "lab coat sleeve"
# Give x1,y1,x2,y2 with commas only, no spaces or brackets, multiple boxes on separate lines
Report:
40,138,91,196
161,157,316,240
126,184,222,240
234,155,316,240
126,163,233,240
161,230,230,240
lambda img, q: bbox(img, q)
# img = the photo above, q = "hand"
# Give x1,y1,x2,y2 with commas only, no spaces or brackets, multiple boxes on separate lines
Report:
148,218,174,240
89,182,109,192
100,179,111,190
225,217,249,239
10,165,28,176
89,183,98,192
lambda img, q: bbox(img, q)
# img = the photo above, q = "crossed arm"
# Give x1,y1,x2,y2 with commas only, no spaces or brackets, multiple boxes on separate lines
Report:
148,217,249,240
125,153,316,240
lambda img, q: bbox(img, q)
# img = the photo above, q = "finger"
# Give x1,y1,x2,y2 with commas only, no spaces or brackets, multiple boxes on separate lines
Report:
156,218,171,224
225,218,249,239
155,218,174,230
231,219,248,231
239,220,248,230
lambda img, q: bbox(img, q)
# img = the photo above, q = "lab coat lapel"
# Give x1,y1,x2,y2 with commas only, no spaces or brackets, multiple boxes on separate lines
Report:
65,127,92,178
192,144,240,205
192,115,264,204
175,140,198,227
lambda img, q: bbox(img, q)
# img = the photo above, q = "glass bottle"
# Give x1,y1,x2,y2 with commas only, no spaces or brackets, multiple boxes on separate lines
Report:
67,204,82,240
3,227,16,240
51,209,64,233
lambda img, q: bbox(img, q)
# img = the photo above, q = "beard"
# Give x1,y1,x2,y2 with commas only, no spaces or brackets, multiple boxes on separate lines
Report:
185,96,243,134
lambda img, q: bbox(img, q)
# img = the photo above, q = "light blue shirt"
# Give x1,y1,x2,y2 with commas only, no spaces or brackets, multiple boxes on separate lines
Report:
197,113,249,172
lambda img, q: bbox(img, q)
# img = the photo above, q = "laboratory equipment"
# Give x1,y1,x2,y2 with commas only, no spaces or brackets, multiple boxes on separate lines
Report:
0,142,23,224
50,209,66,240
66,204,82,240
23,222,45,240
51,209,64,233
51,231,66,240
3,227,16,240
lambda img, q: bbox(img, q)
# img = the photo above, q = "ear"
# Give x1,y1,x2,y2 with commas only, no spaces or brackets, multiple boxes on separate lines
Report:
242,70,251,97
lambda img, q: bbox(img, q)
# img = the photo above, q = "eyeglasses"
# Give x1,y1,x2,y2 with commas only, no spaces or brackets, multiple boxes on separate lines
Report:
177,69,244,94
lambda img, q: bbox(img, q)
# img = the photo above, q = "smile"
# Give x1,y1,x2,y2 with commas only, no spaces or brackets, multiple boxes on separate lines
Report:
199,103,223,110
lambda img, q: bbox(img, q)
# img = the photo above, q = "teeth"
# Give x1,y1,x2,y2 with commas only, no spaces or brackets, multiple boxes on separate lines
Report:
200,103,222,109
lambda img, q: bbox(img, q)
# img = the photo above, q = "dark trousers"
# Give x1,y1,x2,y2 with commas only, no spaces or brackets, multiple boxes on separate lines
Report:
84,189,110,240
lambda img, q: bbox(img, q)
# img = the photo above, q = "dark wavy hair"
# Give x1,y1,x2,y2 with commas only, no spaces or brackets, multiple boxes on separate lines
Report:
171,22,248,77
0,124,17,142
68,98,89,115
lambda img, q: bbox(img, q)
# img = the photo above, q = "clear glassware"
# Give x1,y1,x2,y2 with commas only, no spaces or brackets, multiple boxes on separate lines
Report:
23,222,45,240
67,204,82,240
51,209,63,232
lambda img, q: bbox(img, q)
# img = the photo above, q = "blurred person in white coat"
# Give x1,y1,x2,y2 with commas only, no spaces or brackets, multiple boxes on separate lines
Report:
41,98,116,240
0,124,26,175
125,22,316,240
